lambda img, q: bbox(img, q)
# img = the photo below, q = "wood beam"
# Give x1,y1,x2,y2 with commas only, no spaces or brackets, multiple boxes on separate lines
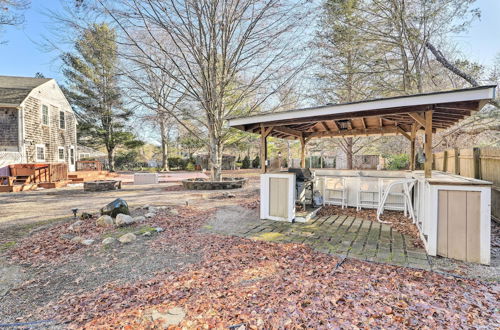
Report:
424,111,433,178
396,125,412,141
273,126,302,138
360,117,366,129
409,112,426,128
410,123,418,171
260,125,273,173
330,120,339,131
300,134,306,168
321,121,331,132
307,126,399,139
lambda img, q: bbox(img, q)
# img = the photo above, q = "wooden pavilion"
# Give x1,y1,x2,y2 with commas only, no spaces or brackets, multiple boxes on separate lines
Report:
228,85,497,177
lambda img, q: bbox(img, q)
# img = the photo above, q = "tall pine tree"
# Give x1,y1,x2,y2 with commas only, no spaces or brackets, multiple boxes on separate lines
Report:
62,23,141,171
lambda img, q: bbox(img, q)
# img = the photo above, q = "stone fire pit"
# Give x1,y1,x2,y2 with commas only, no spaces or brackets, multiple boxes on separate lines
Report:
84,180,122,192
182,177,248,190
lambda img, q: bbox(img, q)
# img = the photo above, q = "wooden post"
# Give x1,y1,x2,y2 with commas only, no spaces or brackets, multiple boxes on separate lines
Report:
260,125,273,173
410,124,417,171
473,147,481,179
424,110,433,178
300,135,306,168
260,127,267,173
443,150,448,172
454,147,460,175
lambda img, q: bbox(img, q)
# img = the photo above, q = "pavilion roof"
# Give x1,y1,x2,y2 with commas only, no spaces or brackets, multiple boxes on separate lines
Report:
228,85,497,140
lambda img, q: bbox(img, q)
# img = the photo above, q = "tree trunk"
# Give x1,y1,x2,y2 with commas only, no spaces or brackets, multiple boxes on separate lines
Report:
107,148,115,172
208,127,222,181
159,119,169,171
346,137,353,169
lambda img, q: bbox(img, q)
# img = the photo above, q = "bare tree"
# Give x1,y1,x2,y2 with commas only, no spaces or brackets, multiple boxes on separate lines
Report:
94,0,311,180
0,0,30,42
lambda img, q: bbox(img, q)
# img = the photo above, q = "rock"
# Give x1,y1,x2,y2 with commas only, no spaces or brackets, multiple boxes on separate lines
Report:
68,220,83,231
133,216,146,223
142,231,152,237
146,307,185,327
96,215,114,227
102,237,117,245
115,213,135,227
60,233,74,241
155,227,164,233
81,239,94,246
148,206,158,213
145,212,156,219
70,236,84,243
101,198,130,218
80,212,93,220
168,209,179,216
118,233,136,244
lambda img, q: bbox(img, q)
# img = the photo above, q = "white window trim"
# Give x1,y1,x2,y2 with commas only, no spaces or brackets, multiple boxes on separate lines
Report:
58,146,65,161
79,153,90,160
35,144,46,162
59,111,66,130
41,104,49,126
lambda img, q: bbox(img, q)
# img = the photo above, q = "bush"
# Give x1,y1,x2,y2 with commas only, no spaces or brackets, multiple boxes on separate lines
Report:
386,154,409,170
186,162,195,171
235,162,243,168
252,156,260,168
242,156,251,169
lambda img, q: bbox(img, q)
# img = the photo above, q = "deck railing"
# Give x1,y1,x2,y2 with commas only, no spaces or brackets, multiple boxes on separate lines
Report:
7,163,68,184
76,160,103,171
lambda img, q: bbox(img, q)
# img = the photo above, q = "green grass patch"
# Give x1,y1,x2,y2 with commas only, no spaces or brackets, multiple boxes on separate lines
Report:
0,241,16,252
251,232,285,242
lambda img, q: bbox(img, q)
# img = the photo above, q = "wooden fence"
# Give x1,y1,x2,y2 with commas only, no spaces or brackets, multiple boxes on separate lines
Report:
76,160,103,171
433,147,499,186
434,147,500,221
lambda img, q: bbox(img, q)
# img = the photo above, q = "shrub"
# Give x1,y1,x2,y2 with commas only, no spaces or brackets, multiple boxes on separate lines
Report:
252,155,260,168
235,162,243,168
386,154,409,170
242,156,251,169
186,162,195,171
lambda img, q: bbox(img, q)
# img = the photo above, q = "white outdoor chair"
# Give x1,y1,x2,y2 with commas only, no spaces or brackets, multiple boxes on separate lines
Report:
377,178,416,224
322,177,347,208
357,178,379,210
378,178,407,216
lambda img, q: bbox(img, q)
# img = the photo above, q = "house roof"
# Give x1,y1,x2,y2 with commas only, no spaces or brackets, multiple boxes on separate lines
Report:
228,85,497,140
0,75,52,107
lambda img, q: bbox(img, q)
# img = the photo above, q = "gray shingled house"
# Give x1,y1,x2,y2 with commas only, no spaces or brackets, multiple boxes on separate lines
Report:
0,75,77,171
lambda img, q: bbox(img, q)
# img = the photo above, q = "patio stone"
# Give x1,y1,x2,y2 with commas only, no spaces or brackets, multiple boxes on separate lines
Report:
238,215,431,270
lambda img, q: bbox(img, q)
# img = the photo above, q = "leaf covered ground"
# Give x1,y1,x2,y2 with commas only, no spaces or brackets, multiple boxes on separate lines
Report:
2,195,499,328
52,234,499,328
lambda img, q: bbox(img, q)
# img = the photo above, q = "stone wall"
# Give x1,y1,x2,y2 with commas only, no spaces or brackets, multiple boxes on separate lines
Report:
23,96,77,163
84,180,122,192
182,178,248,190
0,108,18,150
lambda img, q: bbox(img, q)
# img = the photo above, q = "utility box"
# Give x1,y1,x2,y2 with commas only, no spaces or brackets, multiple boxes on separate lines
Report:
134,173,159,185
260,173,295,222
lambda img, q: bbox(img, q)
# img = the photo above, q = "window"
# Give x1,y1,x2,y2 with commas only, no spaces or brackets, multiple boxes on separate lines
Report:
79,153,90,160
41,105,49,126
59,111,65,129
36,144,45,161
58,147,65,161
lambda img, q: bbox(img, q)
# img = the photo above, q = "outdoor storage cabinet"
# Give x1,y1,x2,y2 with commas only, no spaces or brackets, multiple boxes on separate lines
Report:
133,173,159,185
260,173,295,222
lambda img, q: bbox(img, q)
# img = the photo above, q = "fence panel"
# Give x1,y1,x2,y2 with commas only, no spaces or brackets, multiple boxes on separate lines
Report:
434,151,445,171
480,148,500,187
459,148,475,178
447,149,458,174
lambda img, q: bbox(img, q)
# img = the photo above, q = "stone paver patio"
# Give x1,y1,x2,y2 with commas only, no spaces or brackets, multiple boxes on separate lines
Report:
241,215,431,270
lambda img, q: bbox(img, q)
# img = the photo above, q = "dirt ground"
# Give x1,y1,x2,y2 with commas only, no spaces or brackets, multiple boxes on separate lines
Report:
0,170,498,328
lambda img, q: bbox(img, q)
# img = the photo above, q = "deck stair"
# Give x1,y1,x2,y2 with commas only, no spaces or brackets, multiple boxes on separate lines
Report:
68,170,114,183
